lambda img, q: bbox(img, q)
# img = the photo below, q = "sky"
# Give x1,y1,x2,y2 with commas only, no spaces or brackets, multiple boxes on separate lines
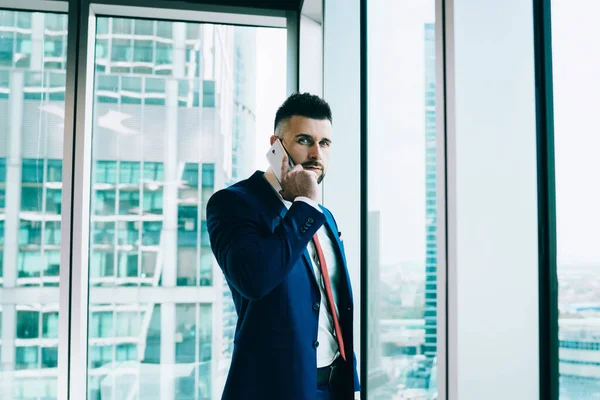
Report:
254,28,287,172
552,0,600,266
250,0,600,267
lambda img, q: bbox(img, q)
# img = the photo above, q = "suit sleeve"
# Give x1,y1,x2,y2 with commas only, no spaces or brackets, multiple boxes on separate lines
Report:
354,352,360,392
207,189,325,301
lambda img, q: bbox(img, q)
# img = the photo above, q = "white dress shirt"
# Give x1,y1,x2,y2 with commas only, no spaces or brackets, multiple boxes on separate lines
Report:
263,168,341,368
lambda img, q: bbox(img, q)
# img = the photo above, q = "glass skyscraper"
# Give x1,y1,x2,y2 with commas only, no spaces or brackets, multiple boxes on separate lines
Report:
423,21,438,385
0,10,259,399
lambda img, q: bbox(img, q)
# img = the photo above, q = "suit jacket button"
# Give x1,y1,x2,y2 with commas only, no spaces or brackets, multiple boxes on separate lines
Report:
313,340,319,349
313,302,320,311
308,217,314,223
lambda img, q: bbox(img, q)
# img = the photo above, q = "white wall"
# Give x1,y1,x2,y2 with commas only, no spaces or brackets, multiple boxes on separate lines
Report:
323,0,362,372
299,14,323,96
446,0,540,398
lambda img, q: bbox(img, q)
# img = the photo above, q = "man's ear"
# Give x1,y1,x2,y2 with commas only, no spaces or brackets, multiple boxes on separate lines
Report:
270,135,277,146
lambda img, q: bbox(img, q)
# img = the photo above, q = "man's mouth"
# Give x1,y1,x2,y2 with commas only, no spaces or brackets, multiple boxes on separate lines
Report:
303,164,322,171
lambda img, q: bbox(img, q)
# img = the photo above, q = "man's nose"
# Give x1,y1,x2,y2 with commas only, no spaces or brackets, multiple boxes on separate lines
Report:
308,145,322,160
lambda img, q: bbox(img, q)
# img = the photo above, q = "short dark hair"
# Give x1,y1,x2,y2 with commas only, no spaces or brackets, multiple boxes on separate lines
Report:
273,93,332,137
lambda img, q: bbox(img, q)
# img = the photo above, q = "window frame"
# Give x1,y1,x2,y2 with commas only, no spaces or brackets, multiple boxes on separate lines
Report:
52,1,295,399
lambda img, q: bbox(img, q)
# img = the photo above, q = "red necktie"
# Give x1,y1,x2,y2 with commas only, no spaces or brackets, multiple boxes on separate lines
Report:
312,233,346,361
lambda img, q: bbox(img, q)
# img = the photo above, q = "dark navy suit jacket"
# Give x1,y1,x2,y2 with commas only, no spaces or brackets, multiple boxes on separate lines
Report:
207,171,359,400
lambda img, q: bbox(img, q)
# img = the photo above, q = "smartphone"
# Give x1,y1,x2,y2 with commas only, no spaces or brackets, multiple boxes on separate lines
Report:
266,139,294,182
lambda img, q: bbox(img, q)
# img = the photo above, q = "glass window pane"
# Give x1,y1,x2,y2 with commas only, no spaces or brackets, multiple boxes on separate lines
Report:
117,221,138,246
134,20,154,36
18,251,42,278
44,251,60,277
202,80,215,108
119,190,140,215
119,161,141,185
17,13,31,29
15,346,38,370
90,311,113,338
45,13,65,32
142,221,161,246
176,304,196,364
156,43,172,72
0,158,6,182
90,250,115,280
156,21,173,38
89,345,112,369
93,221,115,245
42,312,59,338
16,310,39,339
45,221,61,246
87,16,286,399
117,251,138,278
94,189,116,215
116,343,137,361
22,159,44,183
367,2,438,398
141,250,158,281
96,160,117,184
202,163,215,188
143,189,163,215
21,186,43,212
116,311,140,337
552,2,600,398
133,40,153,63
19,220,42,246
47,159,62,182
111,39,131,62
96,18,108,35
112,18,132,35
45,188,62,214
41,347,58,368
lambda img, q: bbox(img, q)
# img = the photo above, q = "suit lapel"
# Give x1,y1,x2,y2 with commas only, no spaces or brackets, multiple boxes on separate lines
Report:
303,250,319,290
320,206,348,271
320,206,353,305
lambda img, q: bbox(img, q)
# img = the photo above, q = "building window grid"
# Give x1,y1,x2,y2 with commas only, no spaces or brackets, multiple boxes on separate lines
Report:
14,308,59,371
0,12,67,69
91,158,168,286
0,12,259,400
18,158,62,285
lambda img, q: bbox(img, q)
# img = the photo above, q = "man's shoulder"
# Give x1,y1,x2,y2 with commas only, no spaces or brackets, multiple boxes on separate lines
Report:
208,172,263,208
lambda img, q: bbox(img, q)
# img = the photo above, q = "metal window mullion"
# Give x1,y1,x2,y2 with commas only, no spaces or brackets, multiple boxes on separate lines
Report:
435,0,449,399
58,0,95,399
532,0,559,399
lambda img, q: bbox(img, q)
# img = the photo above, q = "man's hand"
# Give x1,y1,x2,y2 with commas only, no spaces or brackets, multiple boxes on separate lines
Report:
279,151,319,202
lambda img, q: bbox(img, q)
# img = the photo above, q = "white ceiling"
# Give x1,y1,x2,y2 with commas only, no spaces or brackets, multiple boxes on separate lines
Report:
301,0,323,23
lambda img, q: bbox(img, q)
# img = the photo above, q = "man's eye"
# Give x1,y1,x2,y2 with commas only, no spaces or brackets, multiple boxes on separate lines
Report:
320,141,331,147
298,138,309,144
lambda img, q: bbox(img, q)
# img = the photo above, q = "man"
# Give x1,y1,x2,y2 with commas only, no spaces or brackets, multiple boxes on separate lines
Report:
207,93,360,400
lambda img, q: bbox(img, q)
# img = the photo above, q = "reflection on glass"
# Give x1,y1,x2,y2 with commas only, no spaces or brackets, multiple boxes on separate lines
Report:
0,9,66,399
87,16,285,399
552,1,600,398
367,1,437,399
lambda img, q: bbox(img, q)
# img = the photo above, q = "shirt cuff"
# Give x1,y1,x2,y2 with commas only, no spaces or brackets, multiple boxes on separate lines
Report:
354,392,360,400
294,196,322,212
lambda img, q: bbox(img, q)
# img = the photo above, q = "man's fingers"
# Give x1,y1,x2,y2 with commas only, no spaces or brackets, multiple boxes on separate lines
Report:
279,190,292,202
280,151,290,179
306,169,318,179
